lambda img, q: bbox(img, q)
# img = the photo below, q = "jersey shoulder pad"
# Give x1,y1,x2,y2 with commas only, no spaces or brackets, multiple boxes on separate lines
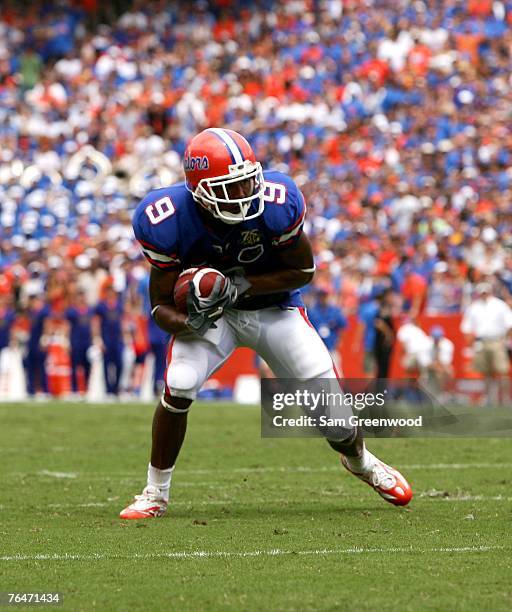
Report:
262,170,306,248
132,185,188,270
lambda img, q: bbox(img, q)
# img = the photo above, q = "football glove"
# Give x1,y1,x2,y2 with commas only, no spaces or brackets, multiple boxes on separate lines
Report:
185,273,252,336
185,277,233,336
192,274,238,311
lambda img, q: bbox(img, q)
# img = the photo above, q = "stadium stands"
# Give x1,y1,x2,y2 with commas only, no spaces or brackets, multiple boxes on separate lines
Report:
1,0,512,395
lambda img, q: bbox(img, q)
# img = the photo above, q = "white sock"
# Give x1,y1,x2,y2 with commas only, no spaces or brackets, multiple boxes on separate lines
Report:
343,445,375,474
147,463,174,502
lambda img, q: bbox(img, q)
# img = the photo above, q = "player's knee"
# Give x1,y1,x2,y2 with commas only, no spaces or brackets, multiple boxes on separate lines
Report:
166,362,200,401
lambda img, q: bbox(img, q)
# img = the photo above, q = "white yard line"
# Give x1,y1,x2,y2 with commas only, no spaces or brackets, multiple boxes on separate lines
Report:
40,492,512,510
9,462,512,481
0,545,505,563
418,494,512,502
46,499,294,509
38,470,78,479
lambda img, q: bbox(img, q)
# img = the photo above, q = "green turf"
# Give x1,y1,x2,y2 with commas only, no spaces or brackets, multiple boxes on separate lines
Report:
0,402,511,611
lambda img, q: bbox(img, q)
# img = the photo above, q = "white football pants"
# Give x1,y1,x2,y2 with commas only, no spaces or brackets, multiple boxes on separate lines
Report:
163,306,338,401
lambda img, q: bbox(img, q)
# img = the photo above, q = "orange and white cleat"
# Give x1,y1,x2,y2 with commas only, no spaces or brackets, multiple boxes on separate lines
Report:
119,486,168,519
341,454,413,507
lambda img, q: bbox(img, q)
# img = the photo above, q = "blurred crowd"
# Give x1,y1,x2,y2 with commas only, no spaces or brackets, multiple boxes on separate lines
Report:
2,0,512,393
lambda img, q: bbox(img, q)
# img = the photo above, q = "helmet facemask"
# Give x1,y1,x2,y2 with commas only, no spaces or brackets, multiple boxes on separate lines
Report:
190,160,265,224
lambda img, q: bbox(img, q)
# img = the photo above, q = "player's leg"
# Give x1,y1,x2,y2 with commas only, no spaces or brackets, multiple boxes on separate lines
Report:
102,350,113,395
120,321,237,519
70,350,80,393
39,348,49,394
24,351,35,395
488,340,509,404
474,343,494,405
112,343,123,396
251,307,412,507
82,348,92,394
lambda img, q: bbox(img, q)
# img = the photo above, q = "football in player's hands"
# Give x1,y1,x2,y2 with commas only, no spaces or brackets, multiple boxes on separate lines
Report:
173,267,227,314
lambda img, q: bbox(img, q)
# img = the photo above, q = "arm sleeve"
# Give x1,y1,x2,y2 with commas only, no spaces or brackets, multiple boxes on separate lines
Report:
132,194,181,270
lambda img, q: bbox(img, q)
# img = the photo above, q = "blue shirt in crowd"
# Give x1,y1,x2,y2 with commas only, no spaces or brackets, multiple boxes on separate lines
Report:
307,303,347,351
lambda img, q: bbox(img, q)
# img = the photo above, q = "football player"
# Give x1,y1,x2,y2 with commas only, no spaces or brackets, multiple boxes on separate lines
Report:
120,128,412,519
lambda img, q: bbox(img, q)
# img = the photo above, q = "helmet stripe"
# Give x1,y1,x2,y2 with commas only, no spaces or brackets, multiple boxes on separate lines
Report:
207,128,244,164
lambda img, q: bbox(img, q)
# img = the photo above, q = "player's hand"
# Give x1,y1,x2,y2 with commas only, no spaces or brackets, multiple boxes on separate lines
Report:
185,271,251,336
196,274,238,311
185,280,229,337
185,296,222,337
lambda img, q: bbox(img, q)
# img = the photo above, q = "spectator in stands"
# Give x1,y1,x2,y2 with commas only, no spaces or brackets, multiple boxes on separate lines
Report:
0,294,16,354
373,289,396,380
124,295,150,396
397,317,431,377
307,285,347,372
356,294,379,377
2,0,512,398
136,271,168,394
424,325,455,402
461,282,512,404
93,285,125,398
24,295,50,397
66,289,93,396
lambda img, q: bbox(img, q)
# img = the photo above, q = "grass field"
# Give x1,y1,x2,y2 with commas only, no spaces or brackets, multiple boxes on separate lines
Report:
1,401,511,611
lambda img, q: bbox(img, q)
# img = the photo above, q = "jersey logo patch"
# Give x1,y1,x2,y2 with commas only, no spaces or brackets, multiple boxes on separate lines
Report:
238,244,264,263
241,230,261,246
184,155,209,171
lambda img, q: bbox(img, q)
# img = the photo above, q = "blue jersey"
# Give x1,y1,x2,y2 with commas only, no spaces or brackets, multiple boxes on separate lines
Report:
307,303,347,351
28,304,50,351
66,306,93,350
358,300,379,352
0,308,15,350
132,170,307,310
95,299,123,345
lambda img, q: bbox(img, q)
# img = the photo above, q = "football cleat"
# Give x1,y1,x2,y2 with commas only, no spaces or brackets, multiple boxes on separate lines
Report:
119,486,168,519
341,454,413,507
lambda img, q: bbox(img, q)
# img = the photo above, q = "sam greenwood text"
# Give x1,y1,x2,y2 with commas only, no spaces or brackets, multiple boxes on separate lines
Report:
272,416,423,428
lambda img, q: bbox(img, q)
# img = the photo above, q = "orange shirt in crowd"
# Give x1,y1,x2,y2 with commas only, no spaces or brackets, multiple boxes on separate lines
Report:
125,313,150,357
468,0,492,16
402,272,428,314
455,32,484,64
407,44,432,75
